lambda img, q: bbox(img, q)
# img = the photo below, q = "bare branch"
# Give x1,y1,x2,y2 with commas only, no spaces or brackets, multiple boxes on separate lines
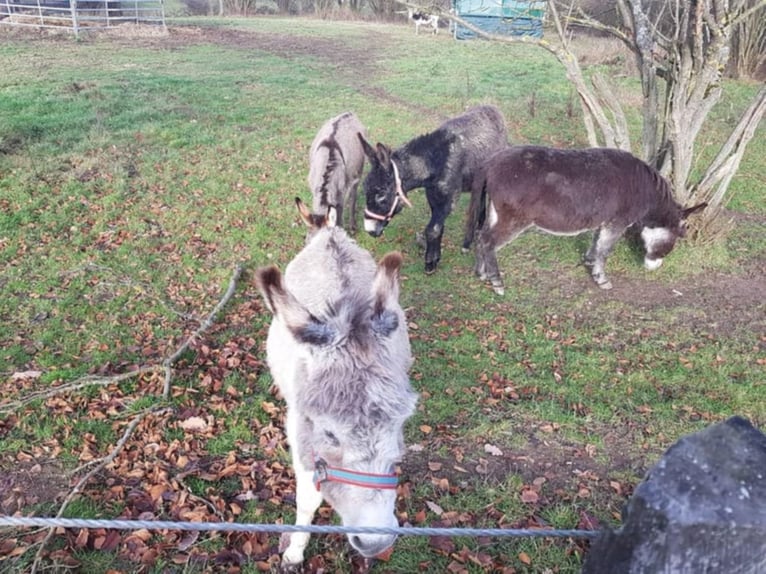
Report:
162,263,244,398
30,407,169,574
728,0,766,28
693,84,766,208
9,263,246,570
591,73,631,152
0,366,162,414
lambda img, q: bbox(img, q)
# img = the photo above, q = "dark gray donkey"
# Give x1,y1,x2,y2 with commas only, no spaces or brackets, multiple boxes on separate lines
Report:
359,105,508,273
308,111,368,232
256,199,417,568
463,145,707,294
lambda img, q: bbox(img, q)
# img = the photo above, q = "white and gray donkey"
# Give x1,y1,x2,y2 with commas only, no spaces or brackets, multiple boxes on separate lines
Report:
255,199,417,568
308,111,368,233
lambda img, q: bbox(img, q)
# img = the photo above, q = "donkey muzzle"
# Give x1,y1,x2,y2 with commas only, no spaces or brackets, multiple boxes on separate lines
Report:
349,532,397,558
364,217,386,237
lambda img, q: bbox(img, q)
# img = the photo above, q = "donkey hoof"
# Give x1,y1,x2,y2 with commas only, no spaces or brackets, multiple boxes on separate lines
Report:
490,279,505,296
280,553,304,573
279,561,304,574
597,280,613,290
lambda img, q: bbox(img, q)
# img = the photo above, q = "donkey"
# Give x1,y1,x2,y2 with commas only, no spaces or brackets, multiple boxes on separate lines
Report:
359,105,508,274
308,111,368,233
463,145,707,294
408,8,439,35
255,199,417,568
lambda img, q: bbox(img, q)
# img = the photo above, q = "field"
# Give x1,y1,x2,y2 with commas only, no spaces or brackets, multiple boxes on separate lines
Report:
1,16,765,573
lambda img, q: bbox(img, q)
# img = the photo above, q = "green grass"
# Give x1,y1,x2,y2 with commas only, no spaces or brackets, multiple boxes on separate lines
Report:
0,15,764,573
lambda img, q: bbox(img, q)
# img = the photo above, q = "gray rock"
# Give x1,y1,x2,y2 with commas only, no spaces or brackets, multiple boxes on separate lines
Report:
582,416,766,574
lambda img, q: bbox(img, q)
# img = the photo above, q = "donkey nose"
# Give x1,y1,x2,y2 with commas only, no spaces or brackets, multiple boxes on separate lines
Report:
364,219,385,237
644,256,664,271
349,534,397,558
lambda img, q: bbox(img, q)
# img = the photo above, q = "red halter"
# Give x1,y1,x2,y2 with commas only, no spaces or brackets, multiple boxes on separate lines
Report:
313,454,399,491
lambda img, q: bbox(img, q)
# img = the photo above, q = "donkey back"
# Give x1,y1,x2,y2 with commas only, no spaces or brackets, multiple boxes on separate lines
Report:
308,111,368,232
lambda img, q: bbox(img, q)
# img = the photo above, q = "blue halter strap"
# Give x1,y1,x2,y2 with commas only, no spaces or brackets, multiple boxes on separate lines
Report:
313,455,399,491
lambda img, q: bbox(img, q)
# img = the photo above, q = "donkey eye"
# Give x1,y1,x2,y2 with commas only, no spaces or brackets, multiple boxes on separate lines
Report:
324,430,340,446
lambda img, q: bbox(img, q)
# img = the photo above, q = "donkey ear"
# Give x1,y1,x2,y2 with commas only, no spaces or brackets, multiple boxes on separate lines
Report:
296,197,313,227
326,205,338,228
358,133,377,162
296,196,329,230
371,251,403,337
375,142,392,167
256,265,336,346
682,202,707,219
255,265,285,315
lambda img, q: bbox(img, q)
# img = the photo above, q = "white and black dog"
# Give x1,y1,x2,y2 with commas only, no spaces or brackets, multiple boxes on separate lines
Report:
407,8,439,35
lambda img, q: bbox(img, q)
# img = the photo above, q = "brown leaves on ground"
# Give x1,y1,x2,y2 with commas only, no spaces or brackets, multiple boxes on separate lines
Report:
0,296,297,571
1,295,618,573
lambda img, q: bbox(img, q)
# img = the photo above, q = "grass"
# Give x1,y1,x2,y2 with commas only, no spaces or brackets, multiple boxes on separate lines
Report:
1,15,764,573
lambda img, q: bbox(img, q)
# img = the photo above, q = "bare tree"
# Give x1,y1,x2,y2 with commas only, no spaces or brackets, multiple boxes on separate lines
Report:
729,0,766,79
423,0,766,227
581,0,766,213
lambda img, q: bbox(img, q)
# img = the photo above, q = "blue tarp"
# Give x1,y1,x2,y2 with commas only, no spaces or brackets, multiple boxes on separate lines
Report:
453,0,546,39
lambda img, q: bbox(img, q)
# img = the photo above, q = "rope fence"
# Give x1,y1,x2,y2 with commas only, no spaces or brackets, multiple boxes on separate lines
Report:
0,516,600,539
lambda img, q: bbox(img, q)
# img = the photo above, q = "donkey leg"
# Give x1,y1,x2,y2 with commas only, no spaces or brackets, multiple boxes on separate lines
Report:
475,230,505,295
281,463,323,567
423,199,450,274
476,214,529,296
281,411,324,567
584,226,624,290
347,180,359,234
424,220,445,274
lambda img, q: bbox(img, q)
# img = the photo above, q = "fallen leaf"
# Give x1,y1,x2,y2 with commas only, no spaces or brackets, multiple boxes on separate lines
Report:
426,500,444,516
375,546,394,561
484,443,503,456
520,489,539,504
518,551,532,565
177,531,199,551
11,370,42,381
179,416,208,431
429,536,455,555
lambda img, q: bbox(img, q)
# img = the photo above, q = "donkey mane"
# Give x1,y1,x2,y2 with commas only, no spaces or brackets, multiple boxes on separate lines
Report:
316,139,345,207
323,232,365,292
633,157,679,227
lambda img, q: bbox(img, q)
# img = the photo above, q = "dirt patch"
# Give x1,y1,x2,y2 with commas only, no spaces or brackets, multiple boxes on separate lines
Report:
0,459,70,514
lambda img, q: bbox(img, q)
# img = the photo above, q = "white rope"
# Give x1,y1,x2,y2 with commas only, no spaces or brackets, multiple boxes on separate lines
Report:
0,516,600,539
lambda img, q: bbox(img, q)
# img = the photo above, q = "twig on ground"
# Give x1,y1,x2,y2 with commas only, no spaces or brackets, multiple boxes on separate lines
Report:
30,406,169,574
17,263,246,572
0,366,162,415
162,263,244,399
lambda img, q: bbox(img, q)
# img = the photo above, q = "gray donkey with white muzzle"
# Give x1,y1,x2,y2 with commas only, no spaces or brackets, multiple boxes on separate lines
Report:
255,199,417,569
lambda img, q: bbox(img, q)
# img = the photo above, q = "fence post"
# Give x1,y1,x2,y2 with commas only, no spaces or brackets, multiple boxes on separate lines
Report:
69,0,78,35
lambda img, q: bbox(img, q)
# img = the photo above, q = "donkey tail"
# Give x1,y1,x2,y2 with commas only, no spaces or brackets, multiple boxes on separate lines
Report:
462,168,488,251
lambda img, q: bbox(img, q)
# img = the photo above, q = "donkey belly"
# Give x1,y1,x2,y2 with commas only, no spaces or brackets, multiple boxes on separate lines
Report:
532,223,596,237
